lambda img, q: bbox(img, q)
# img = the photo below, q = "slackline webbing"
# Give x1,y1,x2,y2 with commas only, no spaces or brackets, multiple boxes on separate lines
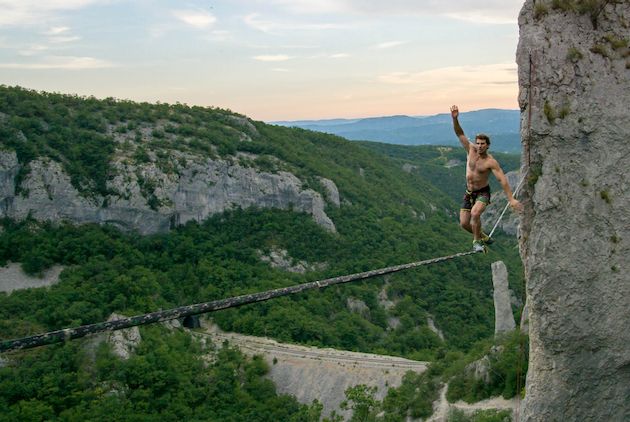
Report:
1,250,480,352
1,173,527,353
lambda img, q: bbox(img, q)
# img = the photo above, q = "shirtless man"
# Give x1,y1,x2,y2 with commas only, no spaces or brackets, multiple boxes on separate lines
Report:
450,105,523,252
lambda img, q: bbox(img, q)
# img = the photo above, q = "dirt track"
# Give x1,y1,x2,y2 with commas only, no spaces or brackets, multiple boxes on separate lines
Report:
201,325,428,370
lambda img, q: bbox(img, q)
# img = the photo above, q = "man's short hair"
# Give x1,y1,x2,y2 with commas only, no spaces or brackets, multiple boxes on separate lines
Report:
475,133,491,145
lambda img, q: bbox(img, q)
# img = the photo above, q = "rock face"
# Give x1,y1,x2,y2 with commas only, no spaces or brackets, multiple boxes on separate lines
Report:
257,247,325,274
517,1,630,420
0,150,19,214
0,150,337,234
317,176,341,207
427,317,445,341
520,300,529,333
346,297,370,318
106,313,141,360
491,261,516,335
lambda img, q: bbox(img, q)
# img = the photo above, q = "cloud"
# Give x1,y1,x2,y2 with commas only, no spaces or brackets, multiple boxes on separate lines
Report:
243,14,275,33
197,29,232,43
243,13,347,34
379,63,517,84
378,62,517,86
0,55,115,69
250,50,348,64
304,52,350,60
253,54,291,62
489,80,518,85
172,9,217,29
18,44,50,56
37,26,81,44
48,35,81,43
278,44,319,50
265,0,343,14
372,41,407,49
265,0,523,24
44,26,71,35
0,0,103,26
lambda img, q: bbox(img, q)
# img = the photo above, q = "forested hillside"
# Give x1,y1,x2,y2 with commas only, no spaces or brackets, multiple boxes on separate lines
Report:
0,86,525,420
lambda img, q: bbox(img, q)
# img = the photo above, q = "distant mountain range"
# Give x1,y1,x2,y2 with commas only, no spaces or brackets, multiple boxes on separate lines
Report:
271,109,521,153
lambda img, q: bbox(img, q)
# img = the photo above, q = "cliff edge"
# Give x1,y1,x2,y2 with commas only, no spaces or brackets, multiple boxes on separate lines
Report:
517,1,630,420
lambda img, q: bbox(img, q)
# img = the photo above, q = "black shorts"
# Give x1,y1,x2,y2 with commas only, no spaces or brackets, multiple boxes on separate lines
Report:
461,185,491,211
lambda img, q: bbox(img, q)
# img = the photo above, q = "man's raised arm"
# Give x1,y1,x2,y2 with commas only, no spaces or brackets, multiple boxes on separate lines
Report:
450,105,470,152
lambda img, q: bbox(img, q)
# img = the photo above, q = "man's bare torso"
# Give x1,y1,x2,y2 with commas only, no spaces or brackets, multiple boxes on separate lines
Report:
466,148,494,191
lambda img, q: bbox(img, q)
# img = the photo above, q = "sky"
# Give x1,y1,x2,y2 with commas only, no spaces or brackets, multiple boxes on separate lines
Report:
0,0,525,121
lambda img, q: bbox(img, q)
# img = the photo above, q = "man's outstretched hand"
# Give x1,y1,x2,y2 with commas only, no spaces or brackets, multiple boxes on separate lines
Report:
450,105,459,118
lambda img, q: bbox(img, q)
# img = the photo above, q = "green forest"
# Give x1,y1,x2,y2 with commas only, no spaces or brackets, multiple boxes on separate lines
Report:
0,86,526,421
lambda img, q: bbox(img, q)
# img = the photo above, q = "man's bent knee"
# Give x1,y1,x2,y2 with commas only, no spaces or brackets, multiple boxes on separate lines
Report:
470,205,487,220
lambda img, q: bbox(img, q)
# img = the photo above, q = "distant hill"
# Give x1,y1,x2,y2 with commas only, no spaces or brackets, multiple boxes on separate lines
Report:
272,109,521,153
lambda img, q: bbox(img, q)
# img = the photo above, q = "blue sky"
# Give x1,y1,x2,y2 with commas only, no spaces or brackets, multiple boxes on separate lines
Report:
0,0,524,120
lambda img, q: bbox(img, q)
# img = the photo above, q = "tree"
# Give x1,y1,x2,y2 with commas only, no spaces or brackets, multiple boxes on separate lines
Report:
340,385,380,422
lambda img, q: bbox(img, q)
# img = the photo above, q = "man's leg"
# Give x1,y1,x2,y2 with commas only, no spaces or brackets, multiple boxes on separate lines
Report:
470,202,487,241
460,209,472,233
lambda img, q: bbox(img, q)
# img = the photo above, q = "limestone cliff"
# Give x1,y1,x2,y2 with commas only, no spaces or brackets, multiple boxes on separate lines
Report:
491,261,516,335
517,1,630,420
0,147,338,235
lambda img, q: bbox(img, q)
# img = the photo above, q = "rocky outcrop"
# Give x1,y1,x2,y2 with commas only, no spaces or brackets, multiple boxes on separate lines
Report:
0,263,64,293
491,261,516,335
10,158,102,225
427,316,445,341
465,354,493,385
317,176,340,207
346,297,370,318
402,163,418,173
445,159,462,169
257,247,326,274
0,150,18,214
0,151,336,234
107,313,141,360
517,1,630,420
377,285,395,311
